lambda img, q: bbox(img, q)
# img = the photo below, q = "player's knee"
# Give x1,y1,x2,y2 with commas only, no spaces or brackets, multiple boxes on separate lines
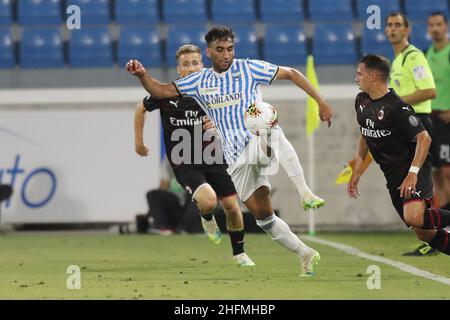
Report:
404,214,422,228
197,194,217,214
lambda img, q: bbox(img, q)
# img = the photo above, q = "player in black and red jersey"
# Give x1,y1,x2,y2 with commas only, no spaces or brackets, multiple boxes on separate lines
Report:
134,44,254,266
349,54,450,255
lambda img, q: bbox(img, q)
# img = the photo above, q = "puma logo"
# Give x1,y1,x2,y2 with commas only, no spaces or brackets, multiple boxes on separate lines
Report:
169,100,179,108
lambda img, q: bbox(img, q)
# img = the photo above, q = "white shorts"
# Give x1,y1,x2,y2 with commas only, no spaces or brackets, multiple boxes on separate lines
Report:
227,126,282,202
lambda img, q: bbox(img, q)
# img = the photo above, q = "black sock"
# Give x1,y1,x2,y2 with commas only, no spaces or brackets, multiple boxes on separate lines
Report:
229,230,245,256
201,213,213,221
423,206,450,229
428,229,450,255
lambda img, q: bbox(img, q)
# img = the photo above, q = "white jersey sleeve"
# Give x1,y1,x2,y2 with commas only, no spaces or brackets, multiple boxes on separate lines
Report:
246,59,279,85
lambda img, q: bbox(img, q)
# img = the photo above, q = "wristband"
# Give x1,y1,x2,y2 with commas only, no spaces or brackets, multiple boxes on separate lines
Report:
409,166,420,174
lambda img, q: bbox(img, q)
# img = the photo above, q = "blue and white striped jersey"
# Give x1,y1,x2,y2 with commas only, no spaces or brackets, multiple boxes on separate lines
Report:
173,59,279,165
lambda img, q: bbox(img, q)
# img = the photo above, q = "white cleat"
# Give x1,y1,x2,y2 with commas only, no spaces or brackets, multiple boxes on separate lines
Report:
299,249,320,277
233,252,256,267
201,216,221,245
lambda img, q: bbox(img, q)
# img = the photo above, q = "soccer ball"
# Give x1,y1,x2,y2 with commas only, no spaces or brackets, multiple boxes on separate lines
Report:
244,101,278,135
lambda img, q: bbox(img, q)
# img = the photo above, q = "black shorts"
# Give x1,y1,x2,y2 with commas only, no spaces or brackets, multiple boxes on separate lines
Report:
173,164,237,200
431,112,450,168
387,161,433,225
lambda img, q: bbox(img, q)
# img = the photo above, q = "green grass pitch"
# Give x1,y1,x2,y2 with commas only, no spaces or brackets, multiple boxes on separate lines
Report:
0,232,449,299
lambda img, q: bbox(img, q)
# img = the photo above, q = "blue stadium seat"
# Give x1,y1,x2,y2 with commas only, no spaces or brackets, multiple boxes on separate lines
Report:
69,27,113,67
357,0,400,20
0,0,13,26
410,23,432,52
264,25,307,65
20,28,64,68
166,25,207,67
67,0,110,25
118,27,161,68
313,24,357,65
233,26,259,59
260,0,304,23
361,28,393,60
115,0,159,25
309,0,353,21
163,0,207,24
405,0,449,21
0,29,14,68
211,0,255,25
18,0,62,26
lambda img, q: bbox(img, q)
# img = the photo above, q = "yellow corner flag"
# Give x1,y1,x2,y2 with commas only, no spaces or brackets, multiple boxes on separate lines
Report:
335,153,374,184
306,55,320,137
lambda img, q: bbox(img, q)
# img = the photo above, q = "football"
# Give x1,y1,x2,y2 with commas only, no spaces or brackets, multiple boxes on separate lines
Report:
244,101,278,135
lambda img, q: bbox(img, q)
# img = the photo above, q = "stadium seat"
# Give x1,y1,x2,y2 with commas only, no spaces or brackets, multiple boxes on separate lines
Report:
20,27,64,68
211,0,256,25
115,0,159,25
0,0,13,26
166,25,207,67
410,23,432,52
0,29,14,68
163,0,207,24
264,25,307,65
309,0,353,21
356,0,400,20
18,0,62,26
260,0,304,23
118,27,161,68
233,26,259,60
69,27,113,67
361,28,393,60
67,0,110,25
313,24,357,65
404,0,449,21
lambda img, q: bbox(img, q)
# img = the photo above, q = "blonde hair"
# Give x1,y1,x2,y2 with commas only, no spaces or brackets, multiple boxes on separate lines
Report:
175,44,201,61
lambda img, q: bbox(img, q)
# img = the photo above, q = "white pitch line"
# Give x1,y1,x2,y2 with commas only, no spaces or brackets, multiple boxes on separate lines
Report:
303,235,450,286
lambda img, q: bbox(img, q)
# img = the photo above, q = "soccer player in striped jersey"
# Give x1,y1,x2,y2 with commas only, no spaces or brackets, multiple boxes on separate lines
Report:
127,27,334,276
134,44,255,266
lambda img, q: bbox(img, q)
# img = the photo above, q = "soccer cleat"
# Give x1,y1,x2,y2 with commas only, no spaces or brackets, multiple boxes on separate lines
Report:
233,252,256,267
402,242,439,256
201,216,222,245
299,250,320,277
302,195,325,211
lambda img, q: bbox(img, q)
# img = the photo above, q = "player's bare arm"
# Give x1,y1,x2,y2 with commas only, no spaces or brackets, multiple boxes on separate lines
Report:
126,59,179,99
347,135,369,199
398,130,432,199
400,88,436,106
438,110,450,123
276,66,333,127
134,101,149,157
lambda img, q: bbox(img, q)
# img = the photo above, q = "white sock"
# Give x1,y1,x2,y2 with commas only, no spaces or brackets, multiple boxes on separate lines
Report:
268,129,314,199
256,214,311,258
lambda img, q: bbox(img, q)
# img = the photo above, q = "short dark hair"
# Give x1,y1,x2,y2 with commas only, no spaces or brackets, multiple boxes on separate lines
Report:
429,11,448,24
359,54,391,81
205,27,235,46
386,12,410,28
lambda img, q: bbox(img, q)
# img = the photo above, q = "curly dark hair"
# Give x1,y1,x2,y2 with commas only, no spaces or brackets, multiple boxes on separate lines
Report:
205,27,235,46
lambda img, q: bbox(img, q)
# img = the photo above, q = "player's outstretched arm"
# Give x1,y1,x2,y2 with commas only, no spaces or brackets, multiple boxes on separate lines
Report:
347,135,369,199
126,59,179,99
276,66,333,127
398,130,432,199
134,101,149,157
